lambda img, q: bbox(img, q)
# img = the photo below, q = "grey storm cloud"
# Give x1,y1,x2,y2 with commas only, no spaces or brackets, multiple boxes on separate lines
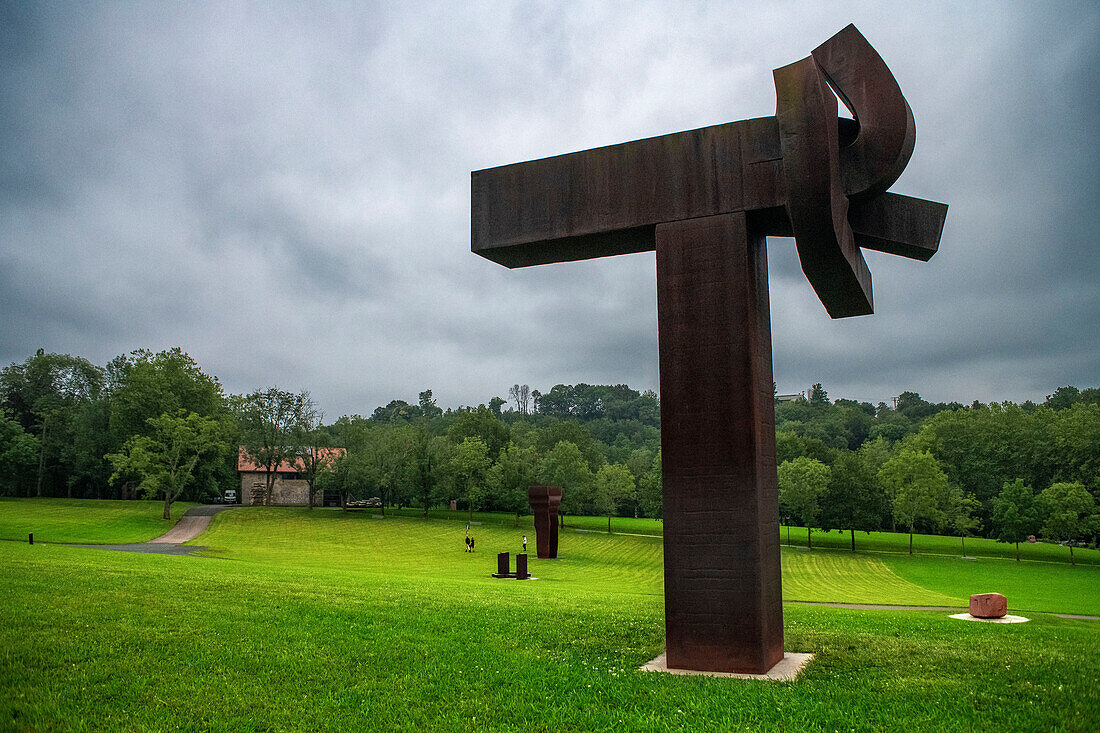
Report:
1,1,1097,417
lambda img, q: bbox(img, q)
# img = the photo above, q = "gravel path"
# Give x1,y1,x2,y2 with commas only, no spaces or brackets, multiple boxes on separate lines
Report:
69,504,235,556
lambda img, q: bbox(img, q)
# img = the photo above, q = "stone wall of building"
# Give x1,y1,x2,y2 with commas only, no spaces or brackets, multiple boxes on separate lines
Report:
239,474,314,506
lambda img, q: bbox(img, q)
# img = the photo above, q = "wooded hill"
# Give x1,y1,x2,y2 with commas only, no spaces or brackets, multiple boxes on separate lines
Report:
1,349,1097,548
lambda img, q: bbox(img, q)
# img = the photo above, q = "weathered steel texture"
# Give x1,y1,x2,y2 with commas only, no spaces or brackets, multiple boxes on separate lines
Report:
774,56,872,318
657,212,783,674
528,485,562,559
473,25,947,675
811,24,916,200
849,193,947,261
470,30,945,311
471,121,747,268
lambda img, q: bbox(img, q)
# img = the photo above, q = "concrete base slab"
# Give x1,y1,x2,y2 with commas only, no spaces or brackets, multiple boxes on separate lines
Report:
639,652,813,681
490,576,538,581
949,613,1029,623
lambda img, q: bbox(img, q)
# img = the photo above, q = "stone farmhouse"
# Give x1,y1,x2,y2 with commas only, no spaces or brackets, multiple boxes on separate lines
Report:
237,447,345,506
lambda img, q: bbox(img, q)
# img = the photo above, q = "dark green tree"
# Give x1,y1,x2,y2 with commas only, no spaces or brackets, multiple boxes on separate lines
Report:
880,449,950,555
451,436,490,521
0,410,39,497
540,440,594,524
594,462,635,532
107,411,229,519
819,450,885,550
237,388,312,506
1037,482,1096,565
1044,386,1080,410
990,479,1039,561
486,441,539,525
447,405,510,460
637,449,663,519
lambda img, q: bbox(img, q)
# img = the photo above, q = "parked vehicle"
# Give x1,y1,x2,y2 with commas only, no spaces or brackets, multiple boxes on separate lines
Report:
364,497,383,508
223,489,238,504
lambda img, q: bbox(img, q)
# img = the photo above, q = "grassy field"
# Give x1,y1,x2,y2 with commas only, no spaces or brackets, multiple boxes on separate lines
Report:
0,498,199,544
1,501,1098,731
385,506,1100,566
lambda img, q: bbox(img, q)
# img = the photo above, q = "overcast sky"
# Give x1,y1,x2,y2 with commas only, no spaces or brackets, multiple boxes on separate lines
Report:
2,1,1097,417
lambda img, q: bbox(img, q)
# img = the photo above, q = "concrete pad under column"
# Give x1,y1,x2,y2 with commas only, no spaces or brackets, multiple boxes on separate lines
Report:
640,652,814,682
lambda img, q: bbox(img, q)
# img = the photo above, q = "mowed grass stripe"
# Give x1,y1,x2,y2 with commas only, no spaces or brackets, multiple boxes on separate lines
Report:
200,508,1098,612
781,549,960,607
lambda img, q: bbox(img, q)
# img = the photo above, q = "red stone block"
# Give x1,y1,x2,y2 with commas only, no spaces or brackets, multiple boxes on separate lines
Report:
969,593,1007,618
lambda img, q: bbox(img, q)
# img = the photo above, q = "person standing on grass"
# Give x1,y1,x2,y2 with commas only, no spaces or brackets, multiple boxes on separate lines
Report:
522,535,527,552
470,537,475,552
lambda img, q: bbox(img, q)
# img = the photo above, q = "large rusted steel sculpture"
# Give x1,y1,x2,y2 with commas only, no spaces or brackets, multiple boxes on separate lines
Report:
472,25,946,674
528,485,562,559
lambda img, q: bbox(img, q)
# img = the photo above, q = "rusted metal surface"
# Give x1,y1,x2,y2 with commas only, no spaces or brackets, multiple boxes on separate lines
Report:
528,485,562,559
811,25,916,200
775,55,872,318
656,212,783,674
475,26,946,674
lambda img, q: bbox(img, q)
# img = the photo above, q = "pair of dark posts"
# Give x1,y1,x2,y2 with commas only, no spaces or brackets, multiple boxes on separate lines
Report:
492,552,531,580
472,25,947,673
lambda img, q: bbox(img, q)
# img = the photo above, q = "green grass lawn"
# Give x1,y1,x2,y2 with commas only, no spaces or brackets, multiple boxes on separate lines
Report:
779,523,1100,565
0,498,199,544
392,505,1100,566
1,502,1098,731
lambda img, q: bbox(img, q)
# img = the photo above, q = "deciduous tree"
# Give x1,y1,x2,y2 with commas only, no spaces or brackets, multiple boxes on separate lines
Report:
486,441,540,525
637,449,663,519
539,440,594,525
0,410,38,497
880,449,949,555
594,463,635,532
107,411,228,519
451,436,490,521
1037,482,1096,565
991,479,1039,561
238,388,312,506
946,487,982,556
778,456,830,549
820,450,885,550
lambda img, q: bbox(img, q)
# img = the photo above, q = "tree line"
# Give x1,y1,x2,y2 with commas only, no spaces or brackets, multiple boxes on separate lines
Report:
1,349,1097,549
775,384,1100,560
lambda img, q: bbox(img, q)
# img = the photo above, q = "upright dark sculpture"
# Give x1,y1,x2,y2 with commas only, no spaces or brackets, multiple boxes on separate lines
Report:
528,485,562,559
473,26,946,674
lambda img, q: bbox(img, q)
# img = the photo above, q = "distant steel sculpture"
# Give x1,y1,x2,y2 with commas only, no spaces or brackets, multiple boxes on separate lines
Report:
472,25,946,674
528,485,562,559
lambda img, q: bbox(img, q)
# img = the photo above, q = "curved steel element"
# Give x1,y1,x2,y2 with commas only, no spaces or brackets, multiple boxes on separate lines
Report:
774,56,873,318
811,24,916,200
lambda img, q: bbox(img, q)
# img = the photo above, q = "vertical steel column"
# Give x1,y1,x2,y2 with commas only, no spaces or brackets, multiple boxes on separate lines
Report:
656,211,784,674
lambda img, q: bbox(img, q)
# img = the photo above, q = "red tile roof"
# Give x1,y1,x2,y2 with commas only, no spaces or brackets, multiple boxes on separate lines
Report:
237,446,345,473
